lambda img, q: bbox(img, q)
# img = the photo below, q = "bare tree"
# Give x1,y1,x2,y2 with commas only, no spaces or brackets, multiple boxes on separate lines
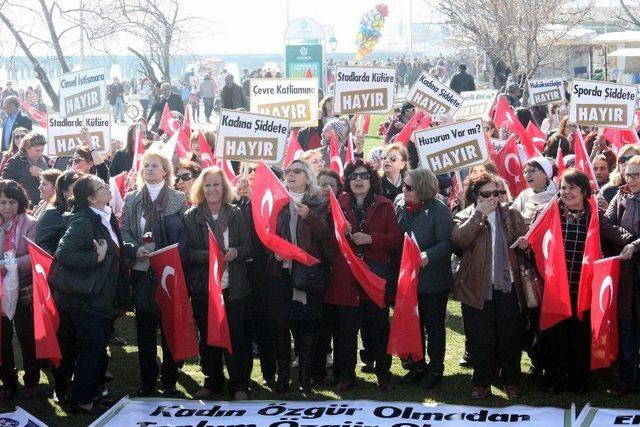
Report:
433,0,591,90
617,0,640,28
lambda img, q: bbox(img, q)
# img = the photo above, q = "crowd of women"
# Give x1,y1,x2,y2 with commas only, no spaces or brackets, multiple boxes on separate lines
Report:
0,91,638,416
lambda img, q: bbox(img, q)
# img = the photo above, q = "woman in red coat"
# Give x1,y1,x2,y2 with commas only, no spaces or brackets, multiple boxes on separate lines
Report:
325,159,402,392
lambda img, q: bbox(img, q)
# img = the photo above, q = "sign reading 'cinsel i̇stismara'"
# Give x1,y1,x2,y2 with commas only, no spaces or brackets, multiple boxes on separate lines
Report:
334,66,395,114
453,89,498,121
407,71,463,116
215,109,289,164
414,118,488,174
58,67,107,118
250,78,318,127
47,113,111,156
528,78,564,106
569,79,636,129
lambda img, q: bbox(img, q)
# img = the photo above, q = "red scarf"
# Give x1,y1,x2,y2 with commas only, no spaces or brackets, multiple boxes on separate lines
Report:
406,201,424,215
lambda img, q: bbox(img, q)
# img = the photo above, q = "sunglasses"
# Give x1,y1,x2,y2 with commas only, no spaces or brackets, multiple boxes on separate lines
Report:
247,167,256,174
176,173,194,182
403,182,414,192
618,156,633,164
284,167,305,175
478,190,507,198
349,171,370,181
625,172,640,181
382,154,399,162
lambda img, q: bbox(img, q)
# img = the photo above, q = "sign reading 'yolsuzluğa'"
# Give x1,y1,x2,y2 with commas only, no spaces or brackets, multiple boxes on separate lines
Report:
569,79,637,129
250,78,318,127
333,66,396,114
215,109,289,164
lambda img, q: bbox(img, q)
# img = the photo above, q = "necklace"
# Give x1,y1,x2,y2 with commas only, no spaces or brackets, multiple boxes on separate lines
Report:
563,205,585,223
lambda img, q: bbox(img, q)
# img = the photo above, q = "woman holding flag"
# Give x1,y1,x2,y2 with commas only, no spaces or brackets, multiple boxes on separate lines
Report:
183,166,253,401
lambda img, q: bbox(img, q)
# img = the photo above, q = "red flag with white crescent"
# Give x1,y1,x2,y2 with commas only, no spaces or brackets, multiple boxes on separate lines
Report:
26,238,61,367
387,234,423,360
283,129,304,169
250,161,320,266
496,134,528,195
207,228,232,353
590,256,620,370
395,110,431,147
602,127,639,151
197,130,216,168
573,130,599,190
149,244,199,361
159,103,182,136
526,121,547,153
18,98,47,128
329,130,344,177
361,114,371,134
576,195,601,320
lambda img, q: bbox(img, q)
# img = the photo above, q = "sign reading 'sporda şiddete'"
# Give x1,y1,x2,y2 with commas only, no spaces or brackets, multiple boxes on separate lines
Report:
569,79,636,129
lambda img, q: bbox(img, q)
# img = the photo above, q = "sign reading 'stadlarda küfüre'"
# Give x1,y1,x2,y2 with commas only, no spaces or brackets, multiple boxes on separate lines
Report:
333,66,396,114
215,109,289,164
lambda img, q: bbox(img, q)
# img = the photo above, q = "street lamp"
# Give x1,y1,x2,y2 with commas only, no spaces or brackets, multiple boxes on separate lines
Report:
329,36,338,52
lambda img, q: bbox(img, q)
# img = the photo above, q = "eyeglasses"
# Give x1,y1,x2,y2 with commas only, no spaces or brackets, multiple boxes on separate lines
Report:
618,156,633,164
176,173,193,182
625,172,640,181
403,182,414,191
284,167,305,175
382,154,399,162
349,171,370,181
523,167,543,176
478,190,507,198
92,182,109,194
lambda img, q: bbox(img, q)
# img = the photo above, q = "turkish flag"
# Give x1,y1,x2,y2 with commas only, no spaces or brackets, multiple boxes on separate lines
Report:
18,99,47,128
603,127,639,151
590,256,620,370
149,244,199,362
109,172,127,220
496,134,528,195
555,146,566,183
346,133,355,165
283,129,303,169
328,191,386,308
486,134,499,165
175,105,192,158
395,110,431,147
26,239,61,367
526,121,547,153
250,161,320,266
573,130,599,190
207,229,232,353
387,234,423,360
576,196,601,320
130,123,145,176
197,130,216,168
361,114,371,134
492,94,511,129
329,130,344,176
494,95,539,159
526,199,572,329
159,103,182,136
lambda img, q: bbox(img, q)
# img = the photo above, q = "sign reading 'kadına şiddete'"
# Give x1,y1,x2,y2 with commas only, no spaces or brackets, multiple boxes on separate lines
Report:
407,71,463,116
215,109,289,164
569,79,637,129
333,66,396,114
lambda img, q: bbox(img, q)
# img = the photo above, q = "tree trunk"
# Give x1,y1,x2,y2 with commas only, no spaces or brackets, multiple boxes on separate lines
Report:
128,47,160,84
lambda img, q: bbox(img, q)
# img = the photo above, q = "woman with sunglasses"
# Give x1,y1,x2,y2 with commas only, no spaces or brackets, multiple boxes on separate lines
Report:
1,131,49,207
265,159,332,394
512,157,558,226
380,143,410,202
71,146,109,183
0,127,27,174
325,159,402,392
451,173,529,400
600,144,640,204
604,155,640,396
174,159,201,201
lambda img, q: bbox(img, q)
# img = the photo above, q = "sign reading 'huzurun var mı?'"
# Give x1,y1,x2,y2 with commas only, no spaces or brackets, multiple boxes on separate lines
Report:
569,79,636,129
215,109,289,164
333,66,395,114
250,78,318,127
407,71,463,116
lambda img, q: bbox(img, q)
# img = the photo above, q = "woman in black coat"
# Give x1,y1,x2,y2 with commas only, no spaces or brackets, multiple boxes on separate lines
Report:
183,166,253,400
54,175,146,413
1,131,49,207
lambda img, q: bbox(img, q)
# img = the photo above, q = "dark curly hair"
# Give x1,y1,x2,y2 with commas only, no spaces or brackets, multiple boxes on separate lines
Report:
0,179,29,214
560,168,592,198
54,170,84,212
343,159,381,198
464,173,500,206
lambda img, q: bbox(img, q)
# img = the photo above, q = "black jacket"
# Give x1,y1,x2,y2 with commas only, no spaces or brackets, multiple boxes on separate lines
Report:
183,203,252,302
109,149,133,177
1,111,32,149
147,93,184,131
36,206,69,256
1,152,50,206
449,70,476,94
54,205,137,318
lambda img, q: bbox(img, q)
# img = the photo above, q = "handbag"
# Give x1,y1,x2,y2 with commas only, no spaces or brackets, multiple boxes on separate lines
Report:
517,252,543,309
291,262,327,294
48,254,112,299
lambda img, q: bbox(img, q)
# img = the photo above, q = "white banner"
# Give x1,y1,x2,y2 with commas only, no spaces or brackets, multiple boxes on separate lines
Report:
0,407,47,426
91,398,569,427
58,66,107,118
528,78,564,106
334,66,396,114
407,71,463,116
414,118,489,174
250,78,318,127
215,109,289,164
579,407,640,426
569,79,636,129
47,113,111,157
453,89,498,121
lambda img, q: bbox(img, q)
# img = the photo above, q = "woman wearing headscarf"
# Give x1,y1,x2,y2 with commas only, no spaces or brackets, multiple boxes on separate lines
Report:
120,148,189,397
511,157,558,226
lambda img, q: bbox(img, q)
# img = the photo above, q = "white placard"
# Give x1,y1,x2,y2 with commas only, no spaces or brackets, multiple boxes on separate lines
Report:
334,66,395,114
250,78,318,127
407,71,463,116
414,118,488,174
90,398,568,427
581,407,640,426
453,89,498,121
569,79,636,129
0,407,47,426
215,109,289,163
47,113,111,157
528,78,564,106
58,67,107,118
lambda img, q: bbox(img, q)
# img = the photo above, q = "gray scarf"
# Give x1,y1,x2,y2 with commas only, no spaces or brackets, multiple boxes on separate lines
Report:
491,208,512,295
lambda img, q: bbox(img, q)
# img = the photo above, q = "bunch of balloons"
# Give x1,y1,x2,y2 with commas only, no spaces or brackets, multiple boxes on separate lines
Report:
355,4,389,61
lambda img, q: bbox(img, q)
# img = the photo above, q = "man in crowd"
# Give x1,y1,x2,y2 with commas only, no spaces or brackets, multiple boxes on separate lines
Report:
146,82,184,132
449,64,476,94
220,74,248,110
108,77,126,123
592,153,612,188
1,81,18,103
199,73,217,123
1,95,32,151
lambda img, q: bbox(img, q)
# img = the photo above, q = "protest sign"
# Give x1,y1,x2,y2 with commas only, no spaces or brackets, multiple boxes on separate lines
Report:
569,79,636,129
414,118,488,174
250,78,318,127
528,78,564,106
0,407,47,426
334,65,395,114
578,406,640,426
453,89,498,121
58,67,107,118
47,113,111,157
90,398,568,427
407,71,463,116
215,109,289,163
